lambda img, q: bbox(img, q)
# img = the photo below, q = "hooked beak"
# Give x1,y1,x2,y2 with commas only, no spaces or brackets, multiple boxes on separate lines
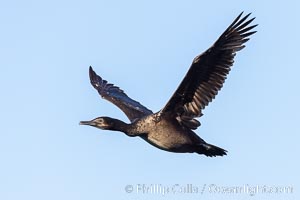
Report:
79,120,96,126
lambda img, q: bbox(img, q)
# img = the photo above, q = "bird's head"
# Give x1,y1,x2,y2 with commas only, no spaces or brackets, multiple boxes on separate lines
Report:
79,117,115,130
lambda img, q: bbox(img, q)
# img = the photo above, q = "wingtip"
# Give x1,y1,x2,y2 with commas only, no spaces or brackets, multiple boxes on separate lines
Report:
240,11,252,15
89,66,94,73
89,66,96,79
244,12,252,18
237,12,253,21
235,11,244,21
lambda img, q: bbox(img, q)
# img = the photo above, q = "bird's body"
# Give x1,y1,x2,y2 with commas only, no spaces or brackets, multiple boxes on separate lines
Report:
125,114,202,152
80,12,257,157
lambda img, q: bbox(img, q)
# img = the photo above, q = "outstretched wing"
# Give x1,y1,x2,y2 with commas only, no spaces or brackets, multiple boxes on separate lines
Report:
160,12,257,129
89,66,153,122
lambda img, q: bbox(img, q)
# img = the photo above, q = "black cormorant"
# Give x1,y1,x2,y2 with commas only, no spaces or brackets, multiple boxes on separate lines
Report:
80,12,257,157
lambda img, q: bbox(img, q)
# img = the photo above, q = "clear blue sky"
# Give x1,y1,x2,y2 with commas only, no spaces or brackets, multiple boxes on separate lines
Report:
0,1,299,200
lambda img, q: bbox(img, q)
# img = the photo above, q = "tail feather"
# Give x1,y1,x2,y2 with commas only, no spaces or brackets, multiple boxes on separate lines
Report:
196,143,227,157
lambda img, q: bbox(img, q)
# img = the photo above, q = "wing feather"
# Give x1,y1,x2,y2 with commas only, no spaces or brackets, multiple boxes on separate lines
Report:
89,67,153,122
160,12,257,129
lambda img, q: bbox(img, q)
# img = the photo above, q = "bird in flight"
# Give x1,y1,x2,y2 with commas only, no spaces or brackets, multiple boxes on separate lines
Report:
80,12,257,157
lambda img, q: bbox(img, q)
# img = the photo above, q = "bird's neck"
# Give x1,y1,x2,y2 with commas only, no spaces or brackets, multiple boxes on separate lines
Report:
110,119,135,135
